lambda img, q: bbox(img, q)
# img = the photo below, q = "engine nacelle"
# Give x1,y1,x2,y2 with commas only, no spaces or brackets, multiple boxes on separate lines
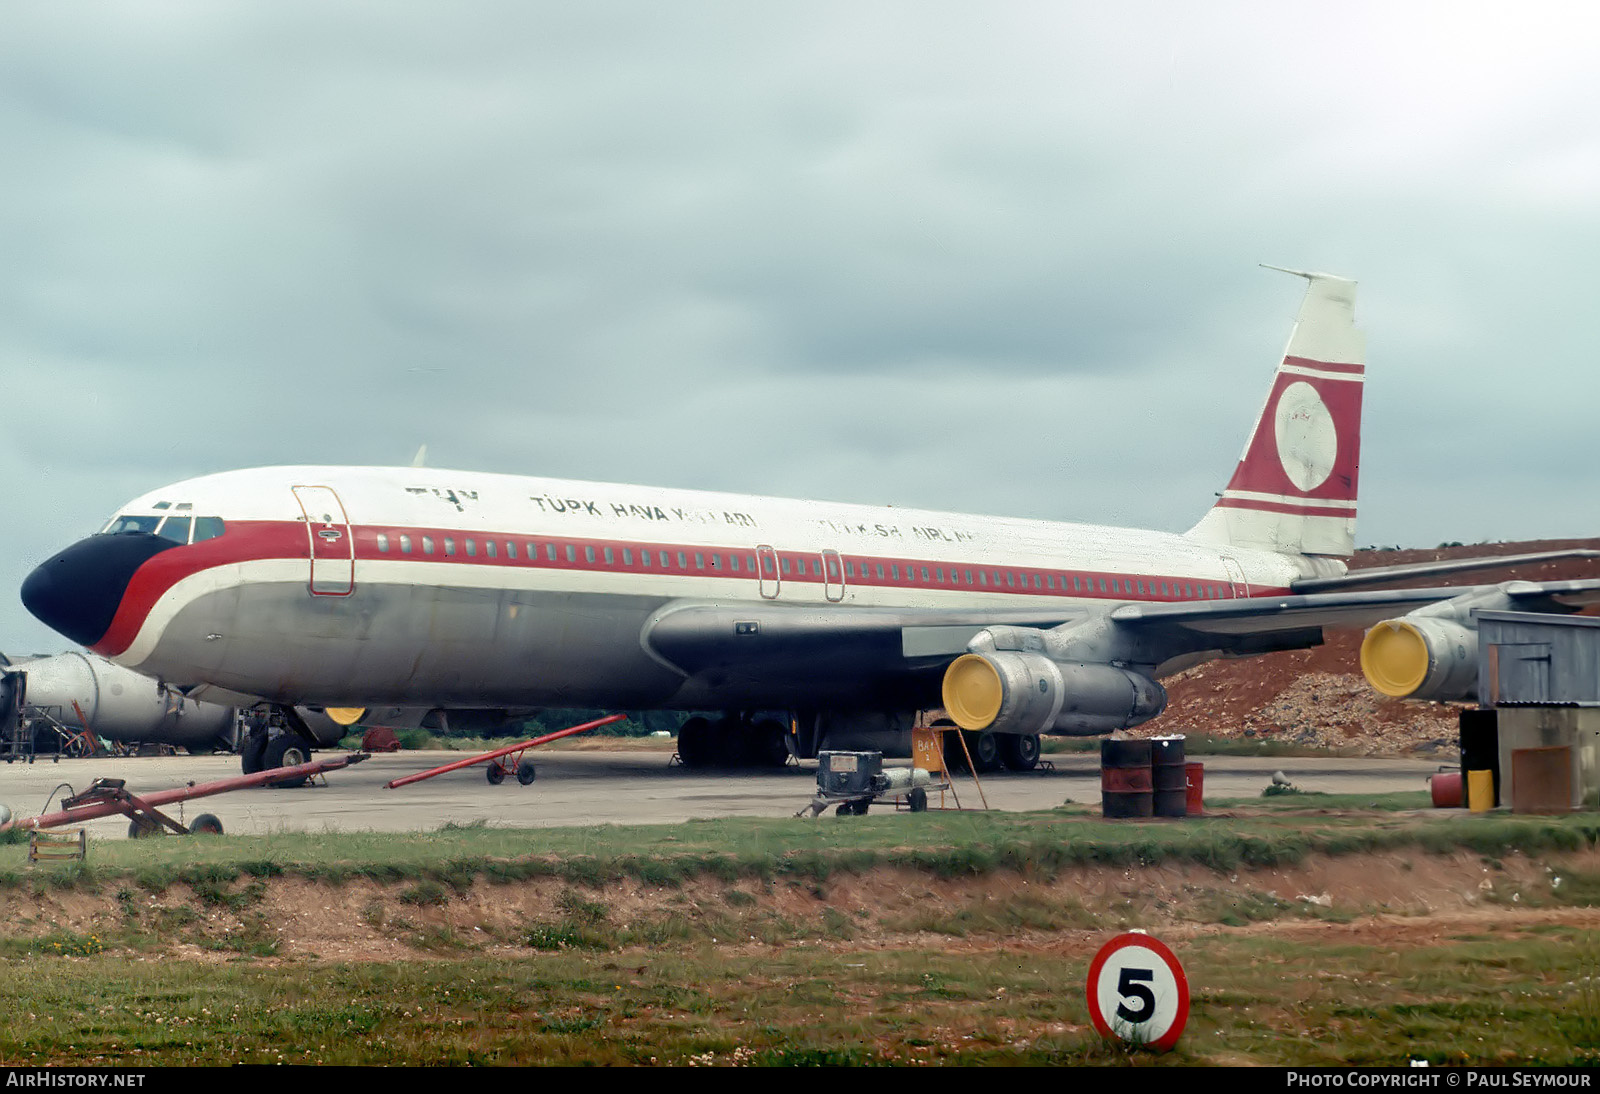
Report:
1360,616,1479,702
941,651,1167,737
291,707,361,747
11,651,236,748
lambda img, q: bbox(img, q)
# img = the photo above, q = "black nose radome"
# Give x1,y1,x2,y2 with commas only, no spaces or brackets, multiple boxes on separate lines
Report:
21,534,179,648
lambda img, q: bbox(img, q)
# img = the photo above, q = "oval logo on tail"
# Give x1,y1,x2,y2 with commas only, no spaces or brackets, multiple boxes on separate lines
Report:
1273,380,1337,492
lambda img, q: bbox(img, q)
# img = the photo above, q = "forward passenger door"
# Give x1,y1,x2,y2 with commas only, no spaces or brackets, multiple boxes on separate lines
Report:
291,485,355,596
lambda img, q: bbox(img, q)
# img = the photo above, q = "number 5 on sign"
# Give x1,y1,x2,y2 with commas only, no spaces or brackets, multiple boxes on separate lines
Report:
1086,932,1189,1052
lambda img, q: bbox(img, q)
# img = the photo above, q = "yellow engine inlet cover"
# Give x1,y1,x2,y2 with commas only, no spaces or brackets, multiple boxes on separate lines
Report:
1359,622,1429,698
324,707,367,726
942,654,1003,730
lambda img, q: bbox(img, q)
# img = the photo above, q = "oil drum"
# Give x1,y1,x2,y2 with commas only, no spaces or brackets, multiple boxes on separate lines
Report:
1151,736,1187,818
1101,738,1153,818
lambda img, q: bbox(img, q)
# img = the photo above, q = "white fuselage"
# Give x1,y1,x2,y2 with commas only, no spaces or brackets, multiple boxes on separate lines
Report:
76,464,1325,713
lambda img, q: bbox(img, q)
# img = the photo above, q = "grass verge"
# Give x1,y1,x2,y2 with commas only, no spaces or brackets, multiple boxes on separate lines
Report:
0,799,1595,1065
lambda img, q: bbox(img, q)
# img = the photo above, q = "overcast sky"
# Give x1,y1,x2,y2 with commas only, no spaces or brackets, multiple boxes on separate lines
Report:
3,2,1597,654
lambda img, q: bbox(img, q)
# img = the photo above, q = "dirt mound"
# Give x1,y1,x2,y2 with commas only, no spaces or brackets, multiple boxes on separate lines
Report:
1141,538,1600,755
10,846,1597,963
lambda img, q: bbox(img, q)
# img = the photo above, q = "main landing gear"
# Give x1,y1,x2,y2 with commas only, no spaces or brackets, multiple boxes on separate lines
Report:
937,724,1042,774
240,707,321,787
675,714,791,770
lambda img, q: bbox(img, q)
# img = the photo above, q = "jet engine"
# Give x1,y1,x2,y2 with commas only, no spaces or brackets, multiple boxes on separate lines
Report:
8,650,237,749
942,651,1167,737
1360,616,1478,702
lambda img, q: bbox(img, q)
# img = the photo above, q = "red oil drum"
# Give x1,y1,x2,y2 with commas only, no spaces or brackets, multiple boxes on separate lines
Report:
1185,762,1204,815
1101,739,1153,818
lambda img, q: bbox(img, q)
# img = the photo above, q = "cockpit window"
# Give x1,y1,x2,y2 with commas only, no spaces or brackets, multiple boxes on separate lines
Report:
156,516,192,545
99,513,224,542
102,515,162,535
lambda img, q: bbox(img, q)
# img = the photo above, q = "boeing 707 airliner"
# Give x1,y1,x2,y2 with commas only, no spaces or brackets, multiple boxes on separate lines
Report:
22,270,1600,773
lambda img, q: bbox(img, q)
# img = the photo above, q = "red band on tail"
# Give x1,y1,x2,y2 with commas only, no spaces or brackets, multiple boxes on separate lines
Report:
1224,363,1363,504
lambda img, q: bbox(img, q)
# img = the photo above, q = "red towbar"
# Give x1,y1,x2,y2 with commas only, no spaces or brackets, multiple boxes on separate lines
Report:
2,753,370,836
384,714,626,789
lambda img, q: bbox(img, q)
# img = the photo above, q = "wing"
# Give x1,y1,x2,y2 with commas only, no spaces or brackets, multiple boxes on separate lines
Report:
642,578,1600,684
643,602,1081,680
1111,578,1600,637
1290,550,1600,594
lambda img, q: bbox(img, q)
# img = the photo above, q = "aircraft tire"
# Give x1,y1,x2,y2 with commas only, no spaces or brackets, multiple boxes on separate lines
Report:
750,718,790,769
1000,734,1042,772
263,735,311,788
967,731,1001,773
240,732,268,776
676,716,716,768
944,729,1001,773
516,760,537,785
189,813,224,836
714,716,749,766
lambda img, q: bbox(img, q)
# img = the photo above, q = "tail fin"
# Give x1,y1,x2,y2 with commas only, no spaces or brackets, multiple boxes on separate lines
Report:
1186,268,1365,558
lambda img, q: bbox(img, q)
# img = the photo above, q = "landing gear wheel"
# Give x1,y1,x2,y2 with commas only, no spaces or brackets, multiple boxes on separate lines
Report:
189,813,224,836
714,716,750,766
240,731,268,775
263,735,312,788
676,716,715,768
966,730,1001,773
750,718,791,769
1000,733,1041,772
907,787,928,813
486,763,506,785
516,760,537,785
944,729,1001,773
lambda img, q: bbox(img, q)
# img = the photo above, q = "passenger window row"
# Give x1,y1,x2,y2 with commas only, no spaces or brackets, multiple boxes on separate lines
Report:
365,531,1230,600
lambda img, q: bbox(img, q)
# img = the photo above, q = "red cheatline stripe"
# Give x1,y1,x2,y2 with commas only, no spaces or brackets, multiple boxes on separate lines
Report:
93,522,304,656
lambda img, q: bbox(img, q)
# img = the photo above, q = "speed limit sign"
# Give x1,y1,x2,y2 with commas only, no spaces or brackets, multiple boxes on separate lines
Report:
1086,932,1189,1051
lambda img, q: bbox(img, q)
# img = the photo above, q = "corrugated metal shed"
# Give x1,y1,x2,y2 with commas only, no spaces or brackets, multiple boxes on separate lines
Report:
1475,610,1600,706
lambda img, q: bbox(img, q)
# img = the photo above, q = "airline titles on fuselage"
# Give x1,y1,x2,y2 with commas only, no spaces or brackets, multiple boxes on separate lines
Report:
397,483,973,544
530,495,760,528
813,517,980,544
401,484,762,528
